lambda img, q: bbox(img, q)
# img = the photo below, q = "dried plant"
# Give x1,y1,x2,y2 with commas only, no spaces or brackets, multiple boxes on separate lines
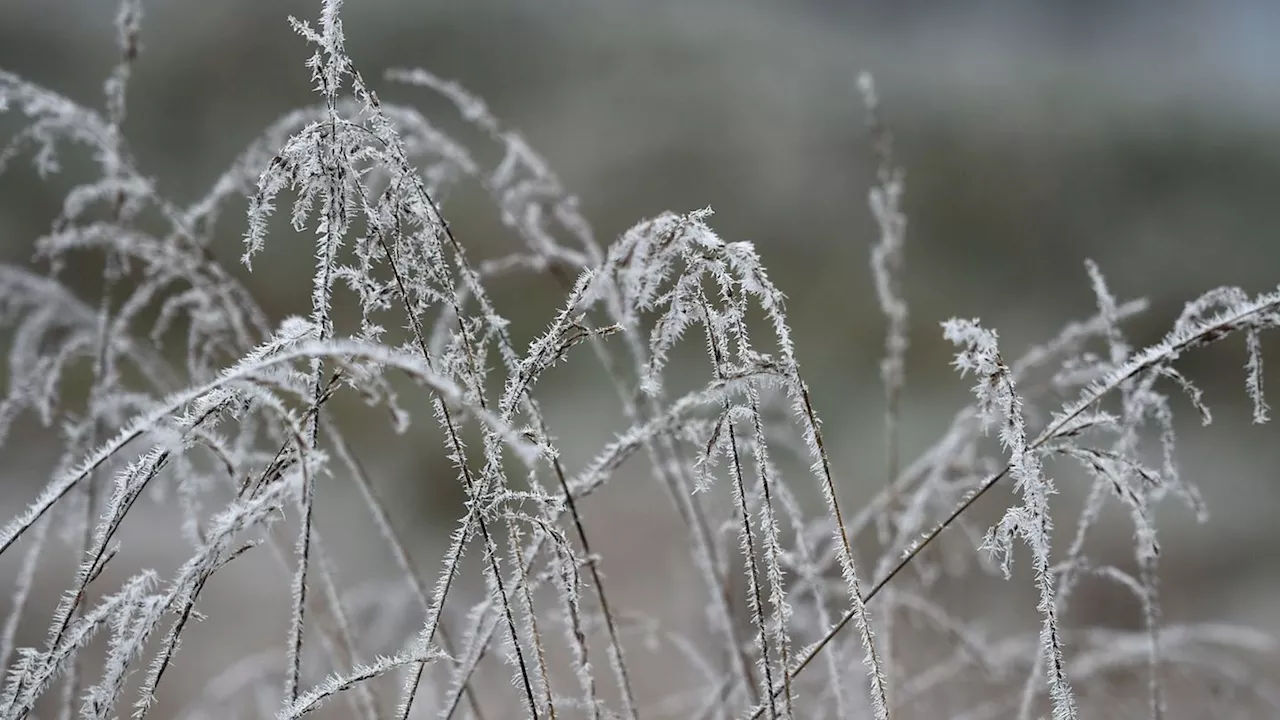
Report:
0,2,1276,718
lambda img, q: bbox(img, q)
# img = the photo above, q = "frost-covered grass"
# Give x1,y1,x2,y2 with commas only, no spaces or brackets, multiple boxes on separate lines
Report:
0,1,1277,718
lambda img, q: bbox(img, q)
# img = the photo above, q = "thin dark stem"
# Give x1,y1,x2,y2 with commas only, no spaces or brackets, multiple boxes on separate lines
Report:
378,231,540,720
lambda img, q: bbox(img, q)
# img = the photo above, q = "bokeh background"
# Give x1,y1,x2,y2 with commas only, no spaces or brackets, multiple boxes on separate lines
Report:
1,0,1278,716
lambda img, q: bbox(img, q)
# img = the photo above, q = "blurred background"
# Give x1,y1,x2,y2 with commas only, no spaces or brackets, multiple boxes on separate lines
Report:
1,0,1278,715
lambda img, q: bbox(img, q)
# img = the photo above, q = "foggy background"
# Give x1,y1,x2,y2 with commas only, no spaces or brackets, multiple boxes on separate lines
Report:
1,0,1278,715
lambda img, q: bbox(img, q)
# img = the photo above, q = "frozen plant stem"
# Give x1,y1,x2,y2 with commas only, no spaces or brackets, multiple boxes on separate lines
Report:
859,68,909,717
